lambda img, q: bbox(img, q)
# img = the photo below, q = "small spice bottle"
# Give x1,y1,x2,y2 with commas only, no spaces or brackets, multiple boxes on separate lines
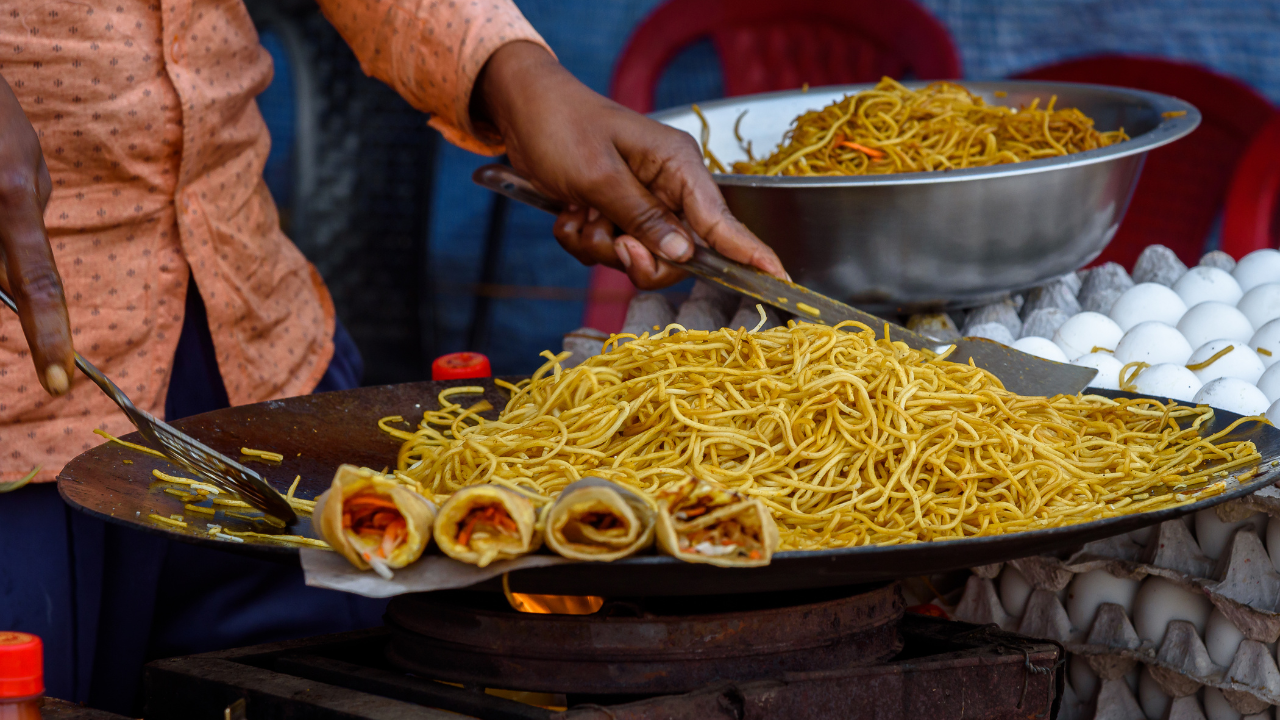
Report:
0,632,41,720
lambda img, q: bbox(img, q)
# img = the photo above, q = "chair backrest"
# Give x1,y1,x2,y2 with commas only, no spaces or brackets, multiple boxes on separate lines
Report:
584,0,961,333
1221,113,1280,256
1015,55,1276,269
611,0,960,113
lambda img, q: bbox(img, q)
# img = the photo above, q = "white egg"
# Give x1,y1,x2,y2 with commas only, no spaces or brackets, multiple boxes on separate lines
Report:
1204,686,1242,720
1252,319,1280,368
1012,336,1069,362
1132,363,1203,403
1072,352,1125,390
1066,569,1142,633
1174,266,1245,307
998,565,1033,617
1186,340,1266,384
1132,576,1212,646
1257,364,1280,404
1196,508,1267,560
1138,666,1170,720
1237,283,1280,331
1269,399,1280,427
1193,377,1272,415
1178,302,1257,349
1115,322,1194,366
1205,609,1246,667
1109,283,1189,331
1069,653,1099,702
1233,248,1280,293
1053,312,1126,359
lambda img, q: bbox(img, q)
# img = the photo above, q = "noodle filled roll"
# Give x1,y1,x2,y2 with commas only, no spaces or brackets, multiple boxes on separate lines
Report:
435,485,541,567
544,478,656,561
317,465,436,576
656,478,780,567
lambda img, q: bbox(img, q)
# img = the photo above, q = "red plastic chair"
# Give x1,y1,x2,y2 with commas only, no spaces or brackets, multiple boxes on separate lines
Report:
1015,55,1277,270
1221,113,1280,256
583,0,961,333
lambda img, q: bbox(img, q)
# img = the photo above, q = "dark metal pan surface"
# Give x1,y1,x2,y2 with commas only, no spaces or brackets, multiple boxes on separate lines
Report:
58,380,1280,593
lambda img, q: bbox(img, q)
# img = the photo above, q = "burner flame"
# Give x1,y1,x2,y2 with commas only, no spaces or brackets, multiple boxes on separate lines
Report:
503,573,602,614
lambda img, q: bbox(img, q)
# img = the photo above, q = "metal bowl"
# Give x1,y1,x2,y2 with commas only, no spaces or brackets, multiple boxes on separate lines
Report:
652,81,1201,312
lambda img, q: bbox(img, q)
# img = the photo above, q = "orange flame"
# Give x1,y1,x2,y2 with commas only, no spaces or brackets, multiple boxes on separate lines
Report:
502,573,603,615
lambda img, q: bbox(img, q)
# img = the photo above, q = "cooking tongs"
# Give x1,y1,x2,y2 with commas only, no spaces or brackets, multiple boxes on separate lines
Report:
474,164,1098,397
0,286,297,524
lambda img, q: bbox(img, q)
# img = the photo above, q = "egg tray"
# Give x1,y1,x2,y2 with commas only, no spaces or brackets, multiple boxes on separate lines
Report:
957,524,1280,714
957,573,1280,715
1060,678,1271,720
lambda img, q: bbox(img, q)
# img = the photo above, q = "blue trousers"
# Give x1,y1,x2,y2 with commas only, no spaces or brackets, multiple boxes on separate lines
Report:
0,285,388,713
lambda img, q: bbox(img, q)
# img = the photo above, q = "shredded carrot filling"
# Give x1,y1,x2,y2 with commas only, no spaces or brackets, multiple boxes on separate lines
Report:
677,519,763,559
343,493,407,559
456,504,518,547
578,511,624,531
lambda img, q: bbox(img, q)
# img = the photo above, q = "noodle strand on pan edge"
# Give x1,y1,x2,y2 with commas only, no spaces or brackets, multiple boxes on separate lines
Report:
707,77,1129,177
388,321,1261,551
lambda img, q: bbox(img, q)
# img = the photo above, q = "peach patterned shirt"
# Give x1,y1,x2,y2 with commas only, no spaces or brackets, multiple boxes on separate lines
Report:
0,0,548,483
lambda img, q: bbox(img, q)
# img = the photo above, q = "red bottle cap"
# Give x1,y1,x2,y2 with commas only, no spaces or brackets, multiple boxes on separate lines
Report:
432,352,491,381
0,632,42,698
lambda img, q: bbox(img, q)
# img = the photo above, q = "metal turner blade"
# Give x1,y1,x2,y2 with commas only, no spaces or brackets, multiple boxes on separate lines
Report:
473,164,1098,397
0,286,298,524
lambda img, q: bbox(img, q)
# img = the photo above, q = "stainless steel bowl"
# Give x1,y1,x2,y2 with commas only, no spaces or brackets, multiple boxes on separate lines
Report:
652,81,1200,312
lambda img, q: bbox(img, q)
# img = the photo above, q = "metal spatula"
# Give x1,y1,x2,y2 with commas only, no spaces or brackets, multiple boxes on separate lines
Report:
474,164,1098,397
0,286,298,524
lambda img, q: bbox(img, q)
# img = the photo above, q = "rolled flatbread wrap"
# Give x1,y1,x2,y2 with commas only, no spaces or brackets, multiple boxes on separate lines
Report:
435,485,541,567
316,464,437,577
656,477,780,567
544,478,656,561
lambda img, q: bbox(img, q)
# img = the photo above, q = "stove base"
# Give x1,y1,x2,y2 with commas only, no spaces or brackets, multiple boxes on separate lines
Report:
144,616,1063,720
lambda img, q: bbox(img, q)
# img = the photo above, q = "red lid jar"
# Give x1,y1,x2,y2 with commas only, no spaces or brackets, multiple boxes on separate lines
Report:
0,632,42,719
432,352,491,381
0,633,41,699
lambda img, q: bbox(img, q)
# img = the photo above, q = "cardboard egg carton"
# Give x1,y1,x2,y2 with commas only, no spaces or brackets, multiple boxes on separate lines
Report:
956,574,1280,714
977,520,1280,642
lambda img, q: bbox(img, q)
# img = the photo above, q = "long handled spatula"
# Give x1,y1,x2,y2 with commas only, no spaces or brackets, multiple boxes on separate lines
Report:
0,285,298,524
474,164,1098,397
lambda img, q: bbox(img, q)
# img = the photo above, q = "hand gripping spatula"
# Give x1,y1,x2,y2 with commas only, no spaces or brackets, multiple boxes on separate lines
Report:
474,164,1098,397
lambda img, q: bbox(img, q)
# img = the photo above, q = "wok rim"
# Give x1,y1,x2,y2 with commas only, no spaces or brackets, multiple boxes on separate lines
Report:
651,79,1202,188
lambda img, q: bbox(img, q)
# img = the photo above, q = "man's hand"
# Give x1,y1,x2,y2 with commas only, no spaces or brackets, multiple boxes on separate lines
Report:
0,73,71,395
474,42,786,290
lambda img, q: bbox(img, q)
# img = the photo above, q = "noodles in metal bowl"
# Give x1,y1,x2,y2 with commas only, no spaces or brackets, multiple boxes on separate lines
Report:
652,80,1200,311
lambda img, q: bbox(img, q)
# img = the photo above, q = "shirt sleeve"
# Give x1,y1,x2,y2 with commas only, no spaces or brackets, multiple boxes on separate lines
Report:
316,0,554,156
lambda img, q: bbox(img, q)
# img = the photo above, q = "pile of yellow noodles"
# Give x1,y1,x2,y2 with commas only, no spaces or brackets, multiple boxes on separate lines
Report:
383,321,1260,551
713,77,1129,177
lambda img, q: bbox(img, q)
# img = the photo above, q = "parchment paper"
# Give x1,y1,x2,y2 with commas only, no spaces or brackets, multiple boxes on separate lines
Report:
300,548,578,598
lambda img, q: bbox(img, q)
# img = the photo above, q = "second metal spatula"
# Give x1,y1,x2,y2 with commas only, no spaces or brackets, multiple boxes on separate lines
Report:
473,164,1098,397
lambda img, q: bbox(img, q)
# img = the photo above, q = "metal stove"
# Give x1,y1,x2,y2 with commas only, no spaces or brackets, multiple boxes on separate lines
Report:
144,583,1063,719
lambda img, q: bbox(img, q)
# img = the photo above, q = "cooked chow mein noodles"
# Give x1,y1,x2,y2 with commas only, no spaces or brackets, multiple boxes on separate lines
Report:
705,77,1129,177
384,321,1259,551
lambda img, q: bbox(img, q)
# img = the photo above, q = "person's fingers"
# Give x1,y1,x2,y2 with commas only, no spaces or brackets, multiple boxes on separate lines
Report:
575,155,696,268
615,235,686,290
625,132,789,280
553,207,624,269
0,180,72,395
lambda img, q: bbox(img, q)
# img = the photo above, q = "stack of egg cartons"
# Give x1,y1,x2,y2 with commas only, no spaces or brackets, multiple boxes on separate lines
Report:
948,246,1280,424
952,500,1280,720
